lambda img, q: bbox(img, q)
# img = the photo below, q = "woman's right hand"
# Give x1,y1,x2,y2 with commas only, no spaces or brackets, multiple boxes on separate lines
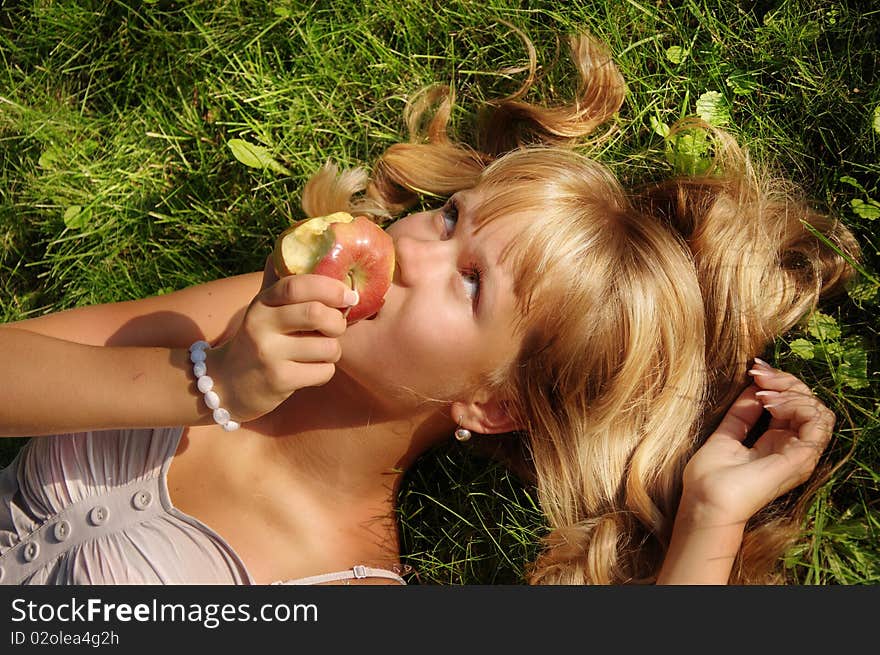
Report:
206,256,359,423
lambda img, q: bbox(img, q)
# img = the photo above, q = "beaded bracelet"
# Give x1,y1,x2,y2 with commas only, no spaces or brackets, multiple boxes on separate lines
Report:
189,340,240,432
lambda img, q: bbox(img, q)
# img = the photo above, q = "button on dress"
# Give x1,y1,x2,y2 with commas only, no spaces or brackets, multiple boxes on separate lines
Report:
0,427,405,586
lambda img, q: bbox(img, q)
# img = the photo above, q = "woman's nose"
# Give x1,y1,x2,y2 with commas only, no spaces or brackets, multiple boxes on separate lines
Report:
393,234,453,287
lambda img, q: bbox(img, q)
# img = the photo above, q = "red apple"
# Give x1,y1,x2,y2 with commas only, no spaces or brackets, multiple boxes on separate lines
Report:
272,211,395,323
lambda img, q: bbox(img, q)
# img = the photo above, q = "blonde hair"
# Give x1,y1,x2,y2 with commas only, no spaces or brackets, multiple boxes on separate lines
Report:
302,33,860,584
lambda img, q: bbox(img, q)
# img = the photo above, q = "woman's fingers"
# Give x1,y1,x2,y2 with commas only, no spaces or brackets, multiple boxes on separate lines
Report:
684,361,836,523
747,358,816,431
280,362,337,389
747,358,813,396
278,334,343,364
247,274,351,338
752,431,828,494
260,273,357,310
708,383,764,444
259,254,280,292
757,390,836,448
271,301,348,338
753,388,835,489
745,389,835,498
210,262,357,420
249,333,341,395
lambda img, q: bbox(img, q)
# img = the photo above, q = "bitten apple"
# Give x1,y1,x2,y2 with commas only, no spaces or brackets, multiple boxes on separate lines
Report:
272,211,396,323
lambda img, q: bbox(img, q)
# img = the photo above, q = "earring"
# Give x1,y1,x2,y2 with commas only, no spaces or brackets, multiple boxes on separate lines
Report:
454,415,472,442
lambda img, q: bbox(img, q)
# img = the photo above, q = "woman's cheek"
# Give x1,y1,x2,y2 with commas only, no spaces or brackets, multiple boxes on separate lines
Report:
381,308,466,379
339,296,474,395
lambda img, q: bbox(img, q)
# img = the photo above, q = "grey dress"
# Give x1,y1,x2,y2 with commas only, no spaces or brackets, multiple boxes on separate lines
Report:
0,427,405,586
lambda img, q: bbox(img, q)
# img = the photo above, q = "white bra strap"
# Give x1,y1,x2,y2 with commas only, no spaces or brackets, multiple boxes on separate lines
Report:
271,565,406,586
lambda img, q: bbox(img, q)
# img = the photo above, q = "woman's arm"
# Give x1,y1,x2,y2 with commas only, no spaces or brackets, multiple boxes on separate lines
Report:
0,271,263,348
655,498,745,584
0,328,210,436
0,271,261,436
656,360,836,584
1,261,356,437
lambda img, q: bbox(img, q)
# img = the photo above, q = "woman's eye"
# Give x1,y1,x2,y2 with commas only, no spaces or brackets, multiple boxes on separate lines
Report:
440,198,459,236
461,264,483,306
461,268,480,301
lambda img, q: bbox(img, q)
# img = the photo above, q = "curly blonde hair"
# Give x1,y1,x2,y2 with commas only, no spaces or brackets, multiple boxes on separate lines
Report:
302,32,860,584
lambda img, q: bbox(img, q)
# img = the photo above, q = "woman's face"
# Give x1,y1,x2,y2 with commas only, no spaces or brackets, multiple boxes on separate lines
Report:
337,188,525,409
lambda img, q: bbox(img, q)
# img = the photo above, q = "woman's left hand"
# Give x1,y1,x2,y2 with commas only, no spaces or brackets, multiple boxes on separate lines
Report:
681,359,837,527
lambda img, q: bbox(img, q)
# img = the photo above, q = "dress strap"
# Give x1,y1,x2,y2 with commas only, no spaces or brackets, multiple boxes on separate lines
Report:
271,565,406,586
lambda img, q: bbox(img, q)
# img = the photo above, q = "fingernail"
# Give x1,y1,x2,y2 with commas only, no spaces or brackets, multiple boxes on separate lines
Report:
748,369,771,376
753,357,772,369
344,289,360,306
755,390,781,398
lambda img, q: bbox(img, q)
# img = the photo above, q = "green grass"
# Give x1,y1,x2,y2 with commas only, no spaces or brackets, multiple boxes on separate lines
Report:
1,0,878,584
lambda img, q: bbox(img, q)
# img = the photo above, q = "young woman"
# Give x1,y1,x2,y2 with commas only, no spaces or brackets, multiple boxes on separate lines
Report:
0,34,859,585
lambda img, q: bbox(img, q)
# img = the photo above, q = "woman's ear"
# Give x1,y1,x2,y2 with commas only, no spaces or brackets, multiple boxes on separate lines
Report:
450,396,520,435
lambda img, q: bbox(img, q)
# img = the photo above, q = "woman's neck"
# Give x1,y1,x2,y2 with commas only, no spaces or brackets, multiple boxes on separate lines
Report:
247,369,453,508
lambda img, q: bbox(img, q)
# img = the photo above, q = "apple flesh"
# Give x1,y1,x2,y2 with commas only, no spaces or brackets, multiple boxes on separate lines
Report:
272,211,395,323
